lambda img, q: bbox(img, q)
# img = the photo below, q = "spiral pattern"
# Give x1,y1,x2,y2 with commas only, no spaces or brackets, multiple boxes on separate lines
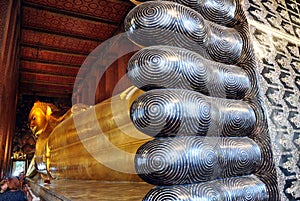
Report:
257,174,280,201
143,185,191,201
130,89,256,137
206,24,243,64
135,136,261,185
142,175,269,201
127,45,250,99
218,138,262,178
217,176,269,201
125,0,278,199
140,137,189,185
211,98,257,136
124,1,243,64
135,0,237,26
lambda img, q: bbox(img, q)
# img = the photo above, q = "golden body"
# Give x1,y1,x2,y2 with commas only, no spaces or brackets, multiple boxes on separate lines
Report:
27,87,152,181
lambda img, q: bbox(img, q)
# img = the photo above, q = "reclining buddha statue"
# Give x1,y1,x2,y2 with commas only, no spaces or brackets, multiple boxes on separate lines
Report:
27,0,279,200
27,87,151,181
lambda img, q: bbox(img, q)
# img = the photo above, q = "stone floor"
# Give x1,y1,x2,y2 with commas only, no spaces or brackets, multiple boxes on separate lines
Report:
27,178,154,201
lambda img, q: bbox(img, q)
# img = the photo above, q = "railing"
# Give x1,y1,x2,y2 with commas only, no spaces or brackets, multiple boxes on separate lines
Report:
24,184,40,201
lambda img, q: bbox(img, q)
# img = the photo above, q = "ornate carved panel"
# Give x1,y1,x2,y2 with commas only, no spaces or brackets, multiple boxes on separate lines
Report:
22,6,116,40
23,0,133,23
245,0,300,200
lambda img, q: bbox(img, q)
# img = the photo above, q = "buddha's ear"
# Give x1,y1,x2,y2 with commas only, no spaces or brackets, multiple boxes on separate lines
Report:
46,106,52,118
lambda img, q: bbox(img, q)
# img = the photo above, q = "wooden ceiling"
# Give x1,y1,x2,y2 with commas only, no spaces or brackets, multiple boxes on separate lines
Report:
19,0,135,98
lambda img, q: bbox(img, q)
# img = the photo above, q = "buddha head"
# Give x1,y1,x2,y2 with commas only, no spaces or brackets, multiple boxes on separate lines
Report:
28,101,56,137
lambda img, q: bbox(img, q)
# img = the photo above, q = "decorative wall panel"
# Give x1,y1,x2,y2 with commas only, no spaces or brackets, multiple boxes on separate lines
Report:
246,0,300,38
245,0,300,200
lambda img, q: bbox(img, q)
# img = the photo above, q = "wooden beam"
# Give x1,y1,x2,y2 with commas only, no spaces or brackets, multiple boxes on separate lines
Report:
20,82,74,98
21,26,102,42
21,29,100,55
20,58,81,68
20,46,88,66
20,71,76,85
21,43,89,56
20,60,80,77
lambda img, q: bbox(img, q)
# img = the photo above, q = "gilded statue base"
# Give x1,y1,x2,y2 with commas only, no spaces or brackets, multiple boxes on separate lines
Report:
27,177,153,201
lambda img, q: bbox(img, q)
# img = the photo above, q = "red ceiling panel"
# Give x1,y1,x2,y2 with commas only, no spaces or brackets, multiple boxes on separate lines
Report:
21,46,87,66
23,0,133,23
20,60,80,76
22,6,117,40
22,29,100,54
21,71,76,84
20,81,74,93
19,1,133,98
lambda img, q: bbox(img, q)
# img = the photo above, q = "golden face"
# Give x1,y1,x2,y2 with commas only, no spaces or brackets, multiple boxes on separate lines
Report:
29,107,48,136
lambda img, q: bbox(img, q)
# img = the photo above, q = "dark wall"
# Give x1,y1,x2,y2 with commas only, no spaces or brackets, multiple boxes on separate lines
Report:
0,0,21,178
